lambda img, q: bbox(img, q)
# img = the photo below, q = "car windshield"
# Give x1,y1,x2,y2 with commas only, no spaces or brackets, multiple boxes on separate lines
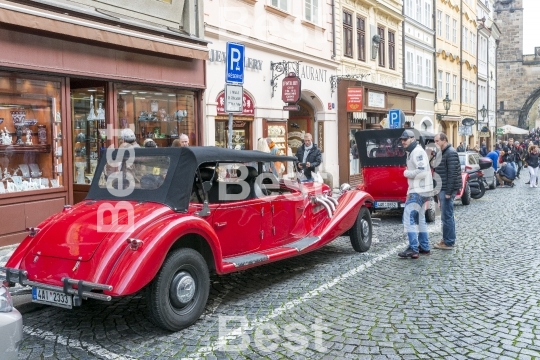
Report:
97,155,171,191
365,137,405,158
459,154,465,166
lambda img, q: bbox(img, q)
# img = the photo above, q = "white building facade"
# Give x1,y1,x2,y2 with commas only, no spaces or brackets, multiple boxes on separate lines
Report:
403,0,436,132
204,0,340,186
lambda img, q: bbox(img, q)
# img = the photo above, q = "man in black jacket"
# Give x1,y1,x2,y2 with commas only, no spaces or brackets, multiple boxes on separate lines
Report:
295,133,322,182
433,133,462,250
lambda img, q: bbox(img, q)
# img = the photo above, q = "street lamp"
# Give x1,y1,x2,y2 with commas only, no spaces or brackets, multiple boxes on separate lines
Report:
480,104,487,122
436,93,452,120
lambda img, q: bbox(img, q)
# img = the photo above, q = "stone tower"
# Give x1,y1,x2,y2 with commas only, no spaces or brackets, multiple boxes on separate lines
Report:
494,0,525,127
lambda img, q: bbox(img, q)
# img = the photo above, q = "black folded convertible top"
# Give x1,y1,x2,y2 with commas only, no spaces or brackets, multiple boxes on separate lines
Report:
86,146,298,211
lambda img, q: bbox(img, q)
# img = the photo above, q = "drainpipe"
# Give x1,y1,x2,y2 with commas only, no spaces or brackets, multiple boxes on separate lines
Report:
332,0,336,59
402,3,406,89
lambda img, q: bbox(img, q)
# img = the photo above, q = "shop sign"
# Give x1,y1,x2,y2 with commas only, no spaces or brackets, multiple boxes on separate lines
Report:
346,88,363,111
479,131,490,137
317,121,324,153
282,73,301,104
299,65,328,83
224,84,243,113
233,121,246,129
283,104,300,111
209,49,263,71
368,91,385,108
217,91,255,115
458,126,473,136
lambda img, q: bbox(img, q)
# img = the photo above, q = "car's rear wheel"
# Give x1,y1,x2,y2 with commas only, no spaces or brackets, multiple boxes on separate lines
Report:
488,175,496,190
148,248,209,331
425,197,436,223
461,183,471,205
350,206,372,252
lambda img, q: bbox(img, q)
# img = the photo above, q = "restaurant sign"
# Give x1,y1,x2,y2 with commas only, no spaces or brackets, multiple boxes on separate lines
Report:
346,88,363,111
282,73,301,104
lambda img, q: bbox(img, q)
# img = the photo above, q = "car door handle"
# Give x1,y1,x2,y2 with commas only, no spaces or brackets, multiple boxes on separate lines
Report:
214,222,227,228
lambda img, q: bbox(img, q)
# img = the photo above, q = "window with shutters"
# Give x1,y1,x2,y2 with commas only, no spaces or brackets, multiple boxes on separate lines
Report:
378,26,385,67
357,16,366,61
389,31,395,69
343,11,353,58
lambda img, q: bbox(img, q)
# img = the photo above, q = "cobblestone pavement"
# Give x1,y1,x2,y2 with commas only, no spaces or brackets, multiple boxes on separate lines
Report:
4,175,540,359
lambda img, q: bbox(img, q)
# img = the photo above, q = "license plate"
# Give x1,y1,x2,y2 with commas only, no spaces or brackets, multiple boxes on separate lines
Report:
374,201,399,209
32,287,72,309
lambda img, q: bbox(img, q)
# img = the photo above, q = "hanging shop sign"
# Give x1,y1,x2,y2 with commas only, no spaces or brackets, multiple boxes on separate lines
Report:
282,73,301,105
217,91,255,115
367,91,385,108
346,88,363,112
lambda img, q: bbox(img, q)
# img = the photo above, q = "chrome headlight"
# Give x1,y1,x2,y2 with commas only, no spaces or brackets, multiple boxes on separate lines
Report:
339,183,351,193
0,285,13,312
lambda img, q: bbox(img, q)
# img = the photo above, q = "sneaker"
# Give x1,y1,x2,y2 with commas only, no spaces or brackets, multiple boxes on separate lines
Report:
434,241,454,250
526,181,530,185
419,248,431,255
398,247,419,259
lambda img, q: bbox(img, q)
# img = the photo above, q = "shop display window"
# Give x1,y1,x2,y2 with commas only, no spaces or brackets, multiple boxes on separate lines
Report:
215,120,252,150
71,87,106,185
266,122,288,155
0,73,63,194
116,85,196,147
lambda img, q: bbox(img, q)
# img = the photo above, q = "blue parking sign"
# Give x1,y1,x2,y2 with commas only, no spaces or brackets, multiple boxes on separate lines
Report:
225,42,245,84
388,109,404,129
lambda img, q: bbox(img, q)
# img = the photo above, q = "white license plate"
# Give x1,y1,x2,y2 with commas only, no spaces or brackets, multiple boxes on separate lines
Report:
32,287,72,309
375,201,399,209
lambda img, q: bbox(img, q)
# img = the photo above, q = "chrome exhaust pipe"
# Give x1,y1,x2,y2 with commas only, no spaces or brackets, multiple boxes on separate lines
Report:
320,195,336,213
315,197,332,218
326,195,338,208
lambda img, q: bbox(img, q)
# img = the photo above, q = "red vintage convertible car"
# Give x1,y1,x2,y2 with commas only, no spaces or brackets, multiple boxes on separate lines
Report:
1,147,374,331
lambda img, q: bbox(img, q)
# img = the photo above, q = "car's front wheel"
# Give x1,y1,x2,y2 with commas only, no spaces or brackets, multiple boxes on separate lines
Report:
148,248,210,331
350,206,372,252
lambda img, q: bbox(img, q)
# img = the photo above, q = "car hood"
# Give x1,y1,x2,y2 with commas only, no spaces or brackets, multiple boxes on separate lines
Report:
30,200,172,261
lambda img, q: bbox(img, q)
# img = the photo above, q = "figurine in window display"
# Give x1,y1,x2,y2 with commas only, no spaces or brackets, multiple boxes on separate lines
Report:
1,128,11,145
88,95,96,121
15,126,24,145
97,103,105,120
25,129,33,145
55,111,61,123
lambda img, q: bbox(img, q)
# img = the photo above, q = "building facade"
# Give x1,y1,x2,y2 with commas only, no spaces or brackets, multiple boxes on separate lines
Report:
0,0,207,246
403,0,437,133
335,0,417,185
203,0,339,186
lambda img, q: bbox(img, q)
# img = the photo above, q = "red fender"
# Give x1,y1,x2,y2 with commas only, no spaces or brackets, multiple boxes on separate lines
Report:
103,215,222,296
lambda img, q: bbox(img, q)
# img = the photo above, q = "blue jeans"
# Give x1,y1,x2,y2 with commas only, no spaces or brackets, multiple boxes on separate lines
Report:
438,190,457,246
402,193,429,253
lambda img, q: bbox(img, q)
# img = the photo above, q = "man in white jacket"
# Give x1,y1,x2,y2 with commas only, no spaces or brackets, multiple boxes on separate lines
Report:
397,129,434,259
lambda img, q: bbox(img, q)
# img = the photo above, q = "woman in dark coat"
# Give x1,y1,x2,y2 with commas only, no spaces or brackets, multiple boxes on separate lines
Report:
525,144,539,188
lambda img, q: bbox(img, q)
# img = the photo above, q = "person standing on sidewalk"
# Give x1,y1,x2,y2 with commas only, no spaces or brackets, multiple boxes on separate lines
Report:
433,133,462,250
525,144,539,187
398,130,433,259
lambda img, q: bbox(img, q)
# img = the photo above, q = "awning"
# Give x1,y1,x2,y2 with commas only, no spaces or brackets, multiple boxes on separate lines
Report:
497,124,529,135
0,0,209,60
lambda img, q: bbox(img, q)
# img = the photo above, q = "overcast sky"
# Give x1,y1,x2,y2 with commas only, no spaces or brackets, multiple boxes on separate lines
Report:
523,0,540,54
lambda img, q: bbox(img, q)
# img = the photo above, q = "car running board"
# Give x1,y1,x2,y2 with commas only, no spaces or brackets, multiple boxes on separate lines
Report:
283,236,321,252
223,253,269,268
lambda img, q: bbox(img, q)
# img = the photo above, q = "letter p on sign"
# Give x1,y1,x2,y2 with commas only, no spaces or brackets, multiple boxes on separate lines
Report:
226,42,245,84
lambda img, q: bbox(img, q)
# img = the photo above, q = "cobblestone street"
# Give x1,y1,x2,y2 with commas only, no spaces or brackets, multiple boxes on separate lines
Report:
3,175,540,359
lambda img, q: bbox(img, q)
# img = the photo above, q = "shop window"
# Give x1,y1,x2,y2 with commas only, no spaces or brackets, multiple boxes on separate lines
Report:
215,120,251,150
0,72,63,194
71,86,106,185
349,130,360,176
116,85,196,148
343,11,353,58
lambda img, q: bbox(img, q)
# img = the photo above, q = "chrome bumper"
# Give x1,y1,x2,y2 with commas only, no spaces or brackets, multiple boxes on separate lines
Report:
0,267,113,306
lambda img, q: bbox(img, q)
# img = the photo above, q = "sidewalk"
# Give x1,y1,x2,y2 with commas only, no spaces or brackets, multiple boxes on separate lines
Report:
0,244,42,313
